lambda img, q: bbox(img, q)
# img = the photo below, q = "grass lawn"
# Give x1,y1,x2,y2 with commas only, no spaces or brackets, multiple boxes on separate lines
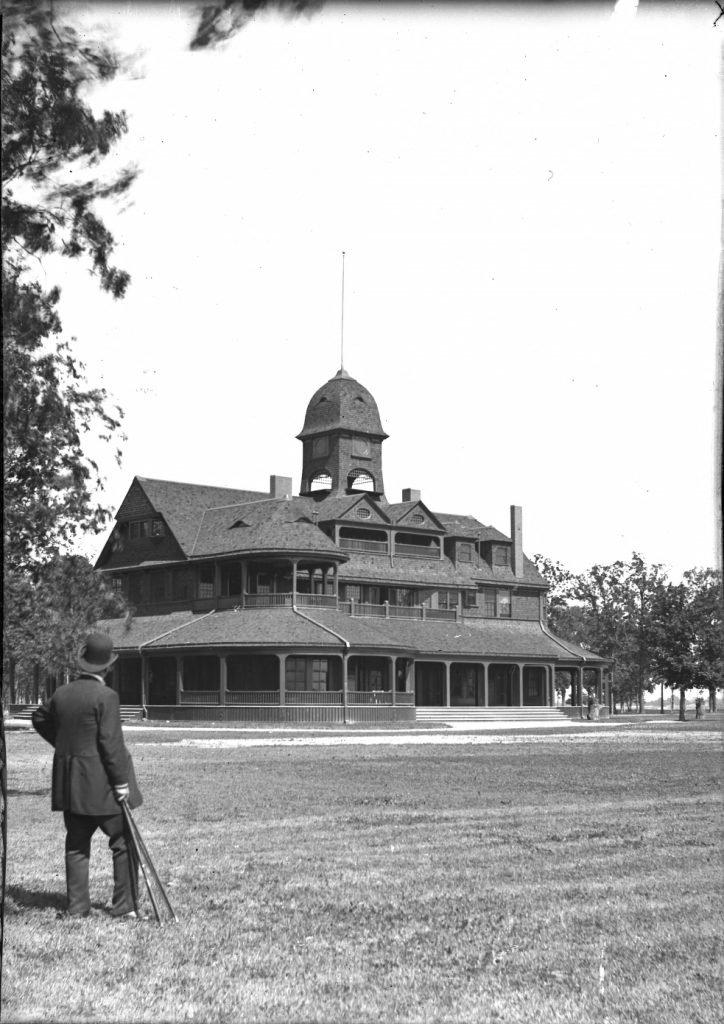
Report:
2,719,723,1023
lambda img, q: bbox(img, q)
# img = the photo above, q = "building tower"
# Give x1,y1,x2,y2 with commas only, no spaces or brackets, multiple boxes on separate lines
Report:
297,368,388,499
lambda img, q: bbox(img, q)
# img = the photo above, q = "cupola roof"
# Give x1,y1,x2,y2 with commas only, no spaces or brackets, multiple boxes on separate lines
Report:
297,368,388,440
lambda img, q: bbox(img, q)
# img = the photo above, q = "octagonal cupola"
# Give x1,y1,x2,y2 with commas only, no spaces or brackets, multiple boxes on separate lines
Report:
297,368,388,499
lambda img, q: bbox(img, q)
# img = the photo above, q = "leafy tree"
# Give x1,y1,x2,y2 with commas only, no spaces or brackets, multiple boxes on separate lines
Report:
3,2,134,690
189,0,324,50
3,3,134,568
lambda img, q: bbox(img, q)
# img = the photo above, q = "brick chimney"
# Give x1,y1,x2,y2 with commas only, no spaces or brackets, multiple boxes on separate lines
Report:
270,475,293,499
510,505,523,578
402,488,421,502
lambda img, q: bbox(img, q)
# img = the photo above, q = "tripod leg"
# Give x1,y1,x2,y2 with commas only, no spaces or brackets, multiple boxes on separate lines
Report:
122,804,162,925
123,804,178,922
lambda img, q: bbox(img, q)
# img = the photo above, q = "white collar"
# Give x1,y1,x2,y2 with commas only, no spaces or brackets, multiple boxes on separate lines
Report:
79,672,106,684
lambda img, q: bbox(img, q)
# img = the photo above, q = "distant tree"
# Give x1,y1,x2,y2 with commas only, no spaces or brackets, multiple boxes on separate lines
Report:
3,555,129,705
686,569,724,712
651,569,724,720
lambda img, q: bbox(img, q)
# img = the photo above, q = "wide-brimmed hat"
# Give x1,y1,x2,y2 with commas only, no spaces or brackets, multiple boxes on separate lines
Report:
77,632,118,674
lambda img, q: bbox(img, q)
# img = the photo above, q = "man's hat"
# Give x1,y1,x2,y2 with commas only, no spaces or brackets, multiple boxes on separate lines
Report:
77,632,118,674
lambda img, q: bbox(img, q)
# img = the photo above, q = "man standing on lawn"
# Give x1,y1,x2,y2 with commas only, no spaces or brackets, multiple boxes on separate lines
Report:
32,632,142,919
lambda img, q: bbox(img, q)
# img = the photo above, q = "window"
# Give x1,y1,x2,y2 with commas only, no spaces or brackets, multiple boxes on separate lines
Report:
221,562,242,596
411,513,424,525
458,542,473,563
493,545,511,566
310,471,332,492
356,506,371,520
463,590,477,608
348,469,374,492
345,584,362,602
198,564,215,599
498,589,512,617
151,519,165,537
312,437,329,458
285,657,333,692
480,587,512,617
111,577,123,594
482,588,497,617
438,590,459,610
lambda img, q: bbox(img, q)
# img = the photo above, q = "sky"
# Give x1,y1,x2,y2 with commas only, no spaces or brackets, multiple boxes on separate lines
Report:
41,0,721,580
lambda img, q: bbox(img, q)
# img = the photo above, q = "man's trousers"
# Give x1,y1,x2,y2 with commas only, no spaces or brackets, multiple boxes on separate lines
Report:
63,810,137,916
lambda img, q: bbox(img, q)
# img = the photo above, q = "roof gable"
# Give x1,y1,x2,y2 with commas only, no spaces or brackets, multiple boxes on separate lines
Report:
334,494,392,526
387,500,445,531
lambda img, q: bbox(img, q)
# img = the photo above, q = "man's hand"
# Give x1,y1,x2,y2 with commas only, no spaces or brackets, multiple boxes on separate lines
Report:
114,784,130,804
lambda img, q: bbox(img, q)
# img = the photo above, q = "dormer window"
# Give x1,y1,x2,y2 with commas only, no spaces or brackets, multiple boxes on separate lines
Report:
493,545,511,567
356,506,372,520
458,542,473,563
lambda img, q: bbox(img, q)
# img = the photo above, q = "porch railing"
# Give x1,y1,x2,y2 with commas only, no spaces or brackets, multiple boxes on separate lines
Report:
285,690,343,705
348,690,392,704
179,690,220,704
226,691,280,704
295,594,337,608
244,593,293,608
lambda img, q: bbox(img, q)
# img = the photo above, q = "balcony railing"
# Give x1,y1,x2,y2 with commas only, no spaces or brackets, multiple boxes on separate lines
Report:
394,542,440,558
339,538,389,554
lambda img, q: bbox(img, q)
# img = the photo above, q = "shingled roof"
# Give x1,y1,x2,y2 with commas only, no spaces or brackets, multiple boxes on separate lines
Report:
190,497,346,560
131,477,268,554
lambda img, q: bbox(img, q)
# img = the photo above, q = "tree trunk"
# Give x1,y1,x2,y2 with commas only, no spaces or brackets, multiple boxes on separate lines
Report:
678,686,686,722
709,688,717,713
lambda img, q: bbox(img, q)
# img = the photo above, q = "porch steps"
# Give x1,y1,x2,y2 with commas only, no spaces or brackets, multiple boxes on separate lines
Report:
5,704,143,723
415,707,572,726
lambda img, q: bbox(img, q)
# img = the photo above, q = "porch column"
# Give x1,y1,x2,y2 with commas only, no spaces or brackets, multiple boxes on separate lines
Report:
140,656,149,708
175,655,182,705
333,564,339,603
483,662,489,707
517,663,524,707
597,667,603,703
241,562,248,607
405,658,414,694
389,656,396,706
444,661,451,708
219,654,227,705
342,652,349,724
549,664,556,706
278,654,286,706
292,560,298,603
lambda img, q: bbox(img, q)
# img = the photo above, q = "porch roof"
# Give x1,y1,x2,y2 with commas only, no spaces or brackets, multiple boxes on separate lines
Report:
96,609,606,663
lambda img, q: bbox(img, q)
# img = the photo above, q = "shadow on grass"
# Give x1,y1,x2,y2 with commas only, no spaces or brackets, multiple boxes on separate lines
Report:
5,884,67,913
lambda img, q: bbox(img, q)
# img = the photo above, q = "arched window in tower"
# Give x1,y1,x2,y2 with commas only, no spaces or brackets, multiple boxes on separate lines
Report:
310,471,332,492
348,469,375,492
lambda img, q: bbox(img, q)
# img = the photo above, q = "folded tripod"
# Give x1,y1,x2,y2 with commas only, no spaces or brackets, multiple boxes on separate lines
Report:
121,802,178,925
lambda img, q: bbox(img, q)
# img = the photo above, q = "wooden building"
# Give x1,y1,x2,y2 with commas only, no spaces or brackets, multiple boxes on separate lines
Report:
95,368,608,722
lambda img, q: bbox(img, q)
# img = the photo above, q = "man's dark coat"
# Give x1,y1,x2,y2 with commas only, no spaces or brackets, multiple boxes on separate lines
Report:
32,676,142,815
